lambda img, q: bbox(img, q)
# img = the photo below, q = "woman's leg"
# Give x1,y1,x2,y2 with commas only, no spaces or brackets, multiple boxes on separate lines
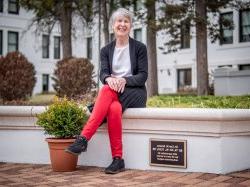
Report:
107,100,122,158
65,85,119,155
104,100,125,174
81,85,119,140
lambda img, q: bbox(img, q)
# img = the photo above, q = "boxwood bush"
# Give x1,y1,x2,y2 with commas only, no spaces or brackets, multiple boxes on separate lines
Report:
0,51,36,102
36,97,88,138
53,57,96,99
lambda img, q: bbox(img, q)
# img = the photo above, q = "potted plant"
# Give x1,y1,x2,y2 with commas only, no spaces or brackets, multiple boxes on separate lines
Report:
37,97,88,172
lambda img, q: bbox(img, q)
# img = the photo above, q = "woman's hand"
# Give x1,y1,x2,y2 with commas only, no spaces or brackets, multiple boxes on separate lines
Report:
116,77,126,93
105,77,118,91
106,76,126,93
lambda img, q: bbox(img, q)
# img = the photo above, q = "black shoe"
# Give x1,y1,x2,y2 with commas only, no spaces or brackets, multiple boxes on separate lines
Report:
65,135,88,156
104,157,125,174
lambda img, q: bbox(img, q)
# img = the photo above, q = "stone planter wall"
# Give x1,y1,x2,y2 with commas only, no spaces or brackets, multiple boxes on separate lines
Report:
0,106,250,174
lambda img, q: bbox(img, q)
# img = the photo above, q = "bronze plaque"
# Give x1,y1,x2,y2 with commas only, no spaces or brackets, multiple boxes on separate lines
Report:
150,139,187,168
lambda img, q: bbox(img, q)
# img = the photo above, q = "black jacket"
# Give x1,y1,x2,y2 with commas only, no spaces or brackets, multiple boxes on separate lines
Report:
100,37,148,111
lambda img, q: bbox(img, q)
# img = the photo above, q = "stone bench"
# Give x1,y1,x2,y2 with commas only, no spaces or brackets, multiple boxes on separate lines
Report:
0,106,250,174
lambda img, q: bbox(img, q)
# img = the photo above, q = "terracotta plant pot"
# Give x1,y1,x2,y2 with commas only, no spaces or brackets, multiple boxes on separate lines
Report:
46,138,78,172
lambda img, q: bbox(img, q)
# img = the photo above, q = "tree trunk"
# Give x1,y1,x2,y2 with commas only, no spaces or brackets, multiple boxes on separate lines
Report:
195,0,209,95
102,0,109,45
146,0,158,97
60,1,72,58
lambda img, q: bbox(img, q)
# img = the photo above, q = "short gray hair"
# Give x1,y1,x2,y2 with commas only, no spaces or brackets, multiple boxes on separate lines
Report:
110,8,133,26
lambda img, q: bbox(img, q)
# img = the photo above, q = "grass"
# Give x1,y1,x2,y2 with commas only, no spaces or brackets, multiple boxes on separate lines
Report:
29,93,55,105
2,93,250,109
147,95,250,109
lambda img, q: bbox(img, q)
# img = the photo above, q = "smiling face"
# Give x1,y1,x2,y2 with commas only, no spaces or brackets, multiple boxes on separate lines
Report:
113,16,132,38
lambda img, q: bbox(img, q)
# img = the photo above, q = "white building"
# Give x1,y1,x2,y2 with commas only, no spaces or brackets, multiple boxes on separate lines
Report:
156,8,250,94
1,0,250,95
0,0,92,94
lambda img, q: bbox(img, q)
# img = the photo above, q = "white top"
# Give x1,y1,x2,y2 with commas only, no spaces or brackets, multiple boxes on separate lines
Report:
112,44,132,78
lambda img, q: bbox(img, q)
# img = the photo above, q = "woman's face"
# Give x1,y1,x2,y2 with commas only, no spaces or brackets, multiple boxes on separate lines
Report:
113,16,131,38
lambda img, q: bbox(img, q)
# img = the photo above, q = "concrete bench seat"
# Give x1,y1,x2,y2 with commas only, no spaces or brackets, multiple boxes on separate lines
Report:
0,106,250,174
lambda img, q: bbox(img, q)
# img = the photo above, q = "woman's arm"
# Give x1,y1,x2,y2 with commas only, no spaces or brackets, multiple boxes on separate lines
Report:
100,47,111,84
124,44,148,87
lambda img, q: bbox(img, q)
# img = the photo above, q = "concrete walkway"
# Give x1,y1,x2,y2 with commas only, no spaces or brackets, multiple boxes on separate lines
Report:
0,163,250,187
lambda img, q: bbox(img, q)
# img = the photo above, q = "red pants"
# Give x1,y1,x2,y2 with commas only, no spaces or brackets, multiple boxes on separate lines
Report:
81,85,123,158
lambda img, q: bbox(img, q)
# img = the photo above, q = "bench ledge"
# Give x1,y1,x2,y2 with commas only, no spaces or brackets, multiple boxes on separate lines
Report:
0,106,250,121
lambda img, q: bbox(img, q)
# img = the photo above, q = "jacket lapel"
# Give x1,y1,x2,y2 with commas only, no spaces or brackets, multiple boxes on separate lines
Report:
129,37,136,74
109,40,116,71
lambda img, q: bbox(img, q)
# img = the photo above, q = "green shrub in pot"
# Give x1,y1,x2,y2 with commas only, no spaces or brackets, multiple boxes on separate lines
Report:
36,97,89,171
37,96,88,138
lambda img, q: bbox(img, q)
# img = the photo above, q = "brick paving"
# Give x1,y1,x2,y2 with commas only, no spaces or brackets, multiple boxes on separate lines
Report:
0,163,249,187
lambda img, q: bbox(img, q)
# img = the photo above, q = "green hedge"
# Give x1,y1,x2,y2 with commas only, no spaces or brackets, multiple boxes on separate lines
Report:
147,95,250,109
36,97,88,138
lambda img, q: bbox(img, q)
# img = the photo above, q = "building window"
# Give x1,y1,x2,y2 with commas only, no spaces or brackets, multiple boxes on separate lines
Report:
180,21,190,49
177,68,192,90
87,37,92,59
134,0,143,12
0,30,2,55
42,35,49,58
8,0,19,14
54,36,60,59
0,0,3,13
8,31,18,52
42,74,49,92
239,9,250,42
218,65,232,68
220,12,233,45
239,64,250,70
134,28,142,42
